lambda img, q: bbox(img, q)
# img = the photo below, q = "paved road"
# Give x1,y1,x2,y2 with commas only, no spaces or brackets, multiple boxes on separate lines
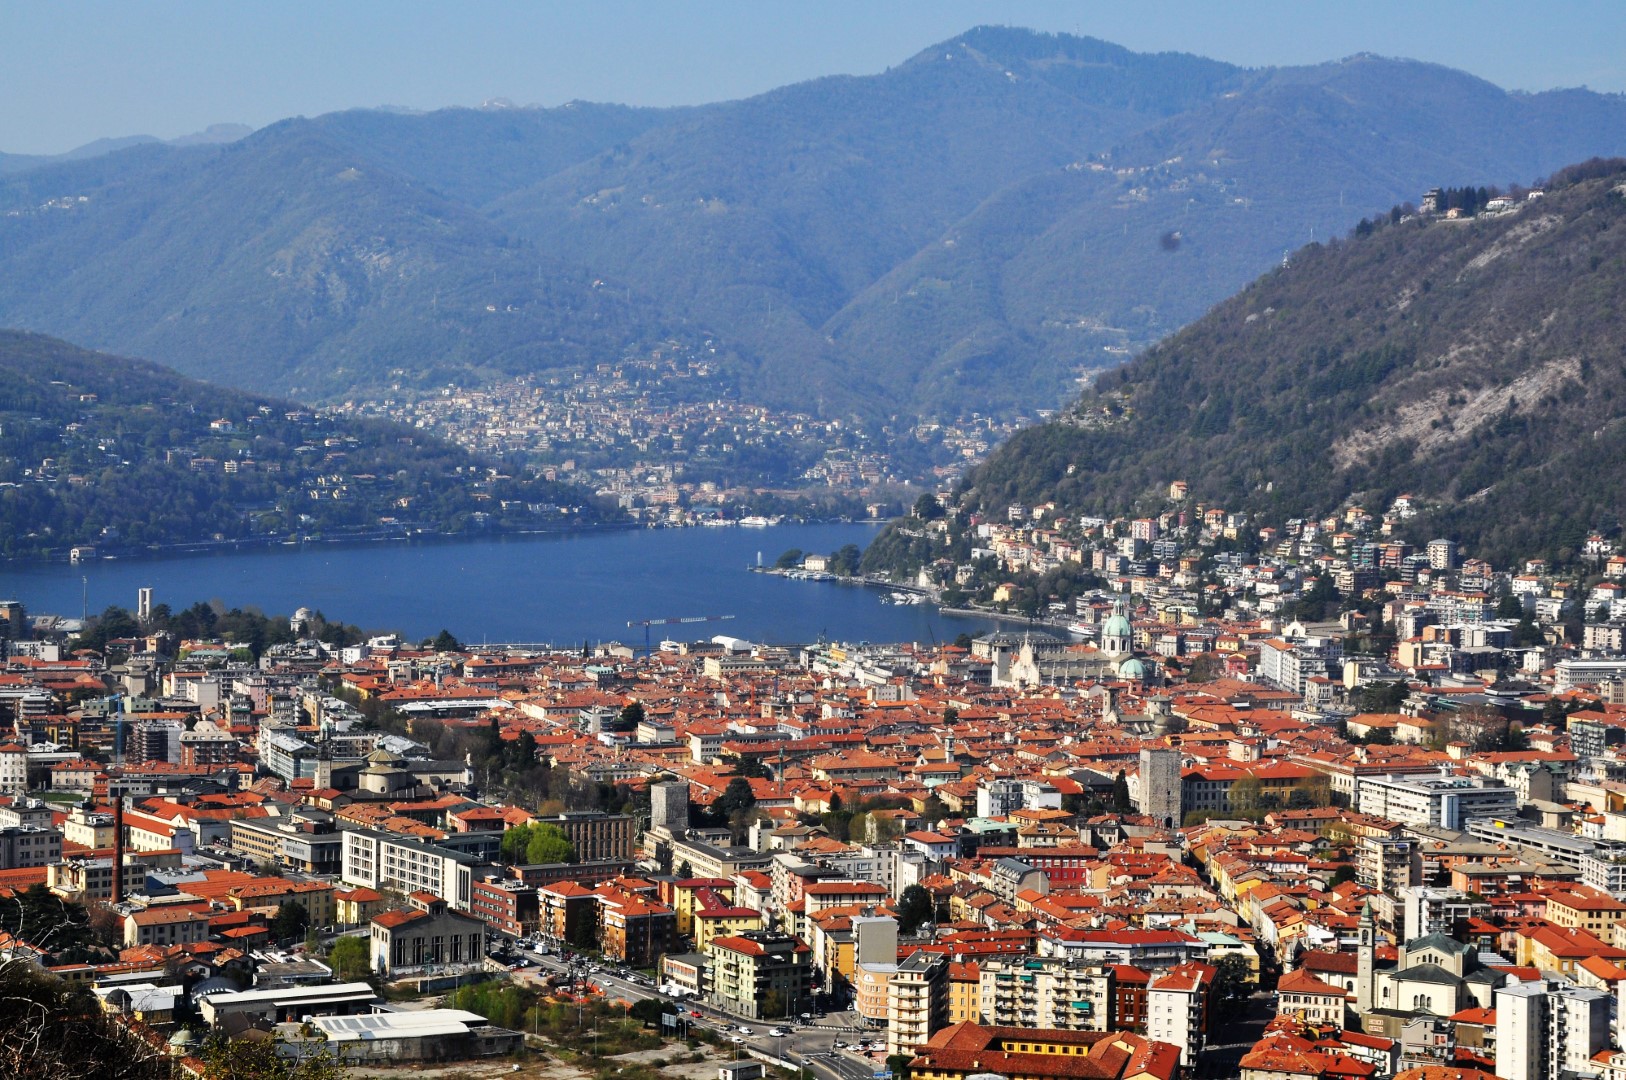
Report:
511,946,890,1080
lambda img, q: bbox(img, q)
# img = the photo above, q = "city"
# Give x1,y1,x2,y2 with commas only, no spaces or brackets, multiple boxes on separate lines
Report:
3,502,1626,1080
6,7,1626,1080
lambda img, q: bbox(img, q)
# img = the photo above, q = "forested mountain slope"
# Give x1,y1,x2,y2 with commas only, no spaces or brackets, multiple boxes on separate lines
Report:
943,160,1626,564
0,331,613,559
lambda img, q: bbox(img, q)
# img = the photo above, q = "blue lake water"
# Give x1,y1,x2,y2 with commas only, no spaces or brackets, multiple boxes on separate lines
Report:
0,524,1003,647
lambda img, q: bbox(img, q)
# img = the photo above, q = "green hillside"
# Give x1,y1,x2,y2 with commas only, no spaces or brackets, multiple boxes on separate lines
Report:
0,331,616,560
932,160,1626,565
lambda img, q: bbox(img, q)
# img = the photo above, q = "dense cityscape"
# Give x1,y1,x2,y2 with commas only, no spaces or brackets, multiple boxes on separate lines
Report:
4,491,1626,1079
7,8,1626,1080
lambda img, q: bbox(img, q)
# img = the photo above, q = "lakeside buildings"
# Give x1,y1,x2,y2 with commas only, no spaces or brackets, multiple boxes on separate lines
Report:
8,510,1626,1075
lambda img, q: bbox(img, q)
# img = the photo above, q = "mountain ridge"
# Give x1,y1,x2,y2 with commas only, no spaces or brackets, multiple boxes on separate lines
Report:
2,27,1625,443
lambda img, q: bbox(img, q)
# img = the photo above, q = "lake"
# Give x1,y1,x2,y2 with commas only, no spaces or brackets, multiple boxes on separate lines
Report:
0,524,1004,647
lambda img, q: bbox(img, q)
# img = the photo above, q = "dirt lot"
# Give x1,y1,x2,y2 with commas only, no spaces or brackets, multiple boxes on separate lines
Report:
347,1040,733,1080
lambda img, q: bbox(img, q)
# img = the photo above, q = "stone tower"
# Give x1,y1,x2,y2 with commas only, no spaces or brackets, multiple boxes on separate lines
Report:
651,779,691,835
1138,747,1182,828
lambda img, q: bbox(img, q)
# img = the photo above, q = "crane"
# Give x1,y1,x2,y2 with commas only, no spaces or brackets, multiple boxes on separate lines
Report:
627,614,735,655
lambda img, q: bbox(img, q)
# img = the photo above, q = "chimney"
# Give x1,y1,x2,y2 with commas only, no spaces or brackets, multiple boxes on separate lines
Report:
111,797,125,904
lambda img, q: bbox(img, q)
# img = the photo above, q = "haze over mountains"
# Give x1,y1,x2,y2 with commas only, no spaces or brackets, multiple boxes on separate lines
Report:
2,27,1625,430
0,123,253,175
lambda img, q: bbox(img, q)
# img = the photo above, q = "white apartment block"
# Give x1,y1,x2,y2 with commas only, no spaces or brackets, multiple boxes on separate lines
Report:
1354,771,1518,830
341,829,478,910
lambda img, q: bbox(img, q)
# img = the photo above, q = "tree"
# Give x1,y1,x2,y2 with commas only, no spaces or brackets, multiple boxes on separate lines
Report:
897,885,934,935
761,989,786,1020
629,997,668,1026
1228,776,1263,814
828,543,863,577
328,936,369,982
1185,653,1222,683
617,701,646,731
271,901,310,942
0,959,179,1079
1110,771,1132,814
1212,953,1255,1018
1357,680,1409,712
500,823,535,864
200,1034,344,1080
525,823,575,864
774,548,804,570
430,628,462,652
719,776,757,818
912,493,944,520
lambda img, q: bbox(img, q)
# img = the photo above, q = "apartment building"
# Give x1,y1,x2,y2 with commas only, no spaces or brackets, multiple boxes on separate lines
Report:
707,931,812,1020
341,828,481,910
977,956,1112,1032
1495,980,1609,1080
888,950,948,1057
1354,772,1518,830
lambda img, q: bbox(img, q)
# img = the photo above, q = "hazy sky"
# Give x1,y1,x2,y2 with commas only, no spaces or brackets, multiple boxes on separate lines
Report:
4,0,1625,155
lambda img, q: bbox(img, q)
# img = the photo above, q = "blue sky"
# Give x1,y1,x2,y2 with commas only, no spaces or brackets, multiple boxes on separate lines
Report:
4,0,1624,154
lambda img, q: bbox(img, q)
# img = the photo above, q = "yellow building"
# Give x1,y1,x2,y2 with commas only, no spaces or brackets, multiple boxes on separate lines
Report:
695,903,764,952
948,961,981,1024
230,879,337,927
335,886,387,927
670,878,735,937
1545,890,1626,936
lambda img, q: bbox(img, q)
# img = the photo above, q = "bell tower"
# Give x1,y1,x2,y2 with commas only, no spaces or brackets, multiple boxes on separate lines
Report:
1355,900,1375,1018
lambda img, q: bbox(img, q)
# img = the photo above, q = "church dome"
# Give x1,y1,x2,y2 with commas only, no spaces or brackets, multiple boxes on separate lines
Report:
1101,612,1132,639
1117,656,1149,681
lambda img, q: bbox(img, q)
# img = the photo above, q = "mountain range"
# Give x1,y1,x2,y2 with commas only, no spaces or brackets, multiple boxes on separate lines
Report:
920,159,1626,567
0,123,253,175
3,27,1626,433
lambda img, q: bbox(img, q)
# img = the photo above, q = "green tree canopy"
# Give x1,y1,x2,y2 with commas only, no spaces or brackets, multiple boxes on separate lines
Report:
897,884,934,935
718,776,757,818
270,901,310,942
328,936,369,982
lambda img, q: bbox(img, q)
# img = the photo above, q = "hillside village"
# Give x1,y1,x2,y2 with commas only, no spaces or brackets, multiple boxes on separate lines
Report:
5,522,1626,1080
330,343,1020,524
